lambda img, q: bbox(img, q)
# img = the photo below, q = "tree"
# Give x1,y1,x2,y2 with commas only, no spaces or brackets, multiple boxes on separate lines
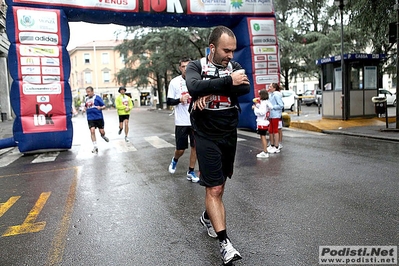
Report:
350,0,397,86
114,27,211,108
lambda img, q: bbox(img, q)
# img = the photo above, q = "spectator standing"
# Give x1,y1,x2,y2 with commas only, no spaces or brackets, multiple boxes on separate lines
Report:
84,86,109,153
252,89,273,158
166,58,199,183
115,86,133,142
267,83,284,153
186,26,250,265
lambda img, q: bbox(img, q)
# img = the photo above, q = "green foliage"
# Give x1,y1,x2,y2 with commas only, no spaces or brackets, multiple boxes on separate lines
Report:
114,27,211,108
275,0,396,90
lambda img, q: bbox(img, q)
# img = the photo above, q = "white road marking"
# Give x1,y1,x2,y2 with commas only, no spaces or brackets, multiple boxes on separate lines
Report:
0,147,22,167
144,136,174,148
31,152,60,163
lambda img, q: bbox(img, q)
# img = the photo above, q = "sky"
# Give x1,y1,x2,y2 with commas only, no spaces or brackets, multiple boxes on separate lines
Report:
67,22,127,50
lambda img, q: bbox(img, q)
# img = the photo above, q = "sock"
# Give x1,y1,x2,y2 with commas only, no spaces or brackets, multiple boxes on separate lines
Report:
204,211,209,220
93,141,97,147
189,167,194,172
217,230,228,243
173,158,178,163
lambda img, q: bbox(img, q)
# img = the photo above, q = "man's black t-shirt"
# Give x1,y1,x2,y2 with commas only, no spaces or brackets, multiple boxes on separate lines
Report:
186,57,250,139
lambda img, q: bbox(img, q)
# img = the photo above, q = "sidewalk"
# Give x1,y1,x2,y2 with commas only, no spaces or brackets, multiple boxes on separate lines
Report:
289,110,399,142
1,109,399,147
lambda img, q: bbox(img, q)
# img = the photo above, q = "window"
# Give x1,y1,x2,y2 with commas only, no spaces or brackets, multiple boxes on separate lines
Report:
102,53,109,64
84,72,92,84
84,53,90,64
103,71,110,83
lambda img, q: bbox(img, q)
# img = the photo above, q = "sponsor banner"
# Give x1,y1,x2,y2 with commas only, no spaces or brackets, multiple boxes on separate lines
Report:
249,18,275,35
41,57,60,66
19,32,59,45
254,55,267,62
253,45,277,55
14,0,138,12
252,36,276,45
267,54,278,61
255,62,267,69
18,44,60,57
20,57,41,65
188,0,274,14
254,69,267,75
268,62,278,68
319,246,397,265
42,76,61,83
268,68,278,74
23,75,42,83
41,66,61,75
21,66,41,75
23,82,62,94
255,74,279,84
20,82,66,133
37,95,50,102
16,8,59,33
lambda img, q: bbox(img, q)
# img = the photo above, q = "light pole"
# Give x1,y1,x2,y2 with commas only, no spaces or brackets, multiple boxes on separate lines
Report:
335,0,348,120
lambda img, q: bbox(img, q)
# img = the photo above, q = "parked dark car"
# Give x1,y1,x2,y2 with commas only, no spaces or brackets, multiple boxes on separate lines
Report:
302,89,322,106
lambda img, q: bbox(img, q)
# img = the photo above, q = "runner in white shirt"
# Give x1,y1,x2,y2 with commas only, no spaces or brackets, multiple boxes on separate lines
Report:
166,58,199,183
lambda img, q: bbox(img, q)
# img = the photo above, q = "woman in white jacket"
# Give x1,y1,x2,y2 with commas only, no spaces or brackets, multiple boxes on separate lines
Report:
252,89,273,158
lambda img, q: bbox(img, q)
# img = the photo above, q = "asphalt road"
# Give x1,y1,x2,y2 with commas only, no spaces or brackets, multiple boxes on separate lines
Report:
0,107,398,266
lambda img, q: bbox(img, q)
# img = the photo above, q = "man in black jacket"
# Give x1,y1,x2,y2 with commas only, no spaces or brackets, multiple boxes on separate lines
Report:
186,25,250,265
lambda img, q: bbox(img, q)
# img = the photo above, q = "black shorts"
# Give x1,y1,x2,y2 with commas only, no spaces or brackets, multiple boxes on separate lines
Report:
119,115,130,123
175,126,195,150
257,129,268,136
194,131,237,187
88,119,104,129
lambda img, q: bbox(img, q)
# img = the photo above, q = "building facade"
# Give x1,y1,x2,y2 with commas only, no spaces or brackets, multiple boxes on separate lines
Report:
68,40,152,108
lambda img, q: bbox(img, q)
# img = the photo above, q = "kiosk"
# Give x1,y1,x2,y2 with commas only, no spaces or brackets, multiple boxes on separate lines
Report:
316,54,385,119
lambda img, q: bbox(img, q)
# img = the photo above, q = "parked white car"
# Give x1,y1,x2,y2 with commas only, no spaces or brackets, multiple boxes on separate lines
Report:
281,90,297,111
378,89,397,107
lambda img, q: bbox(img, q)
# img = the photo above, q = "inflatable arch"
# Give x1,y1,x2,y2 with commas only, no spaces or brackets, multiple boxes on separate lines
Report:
2,0,280,153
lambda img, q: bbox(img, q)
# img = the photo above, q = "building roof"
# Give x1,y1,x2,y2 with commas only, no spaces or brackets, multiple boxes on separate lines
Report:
68,40,124,53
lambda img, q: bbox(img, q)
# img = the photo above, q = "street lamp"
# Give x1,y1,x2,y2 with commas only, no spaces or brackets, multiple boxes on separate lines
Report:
334,0,348,120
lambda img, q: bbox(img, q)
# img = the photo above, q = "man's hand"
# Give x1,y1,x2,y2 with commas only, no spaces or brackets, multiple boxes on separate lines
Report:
181,93,190,104
193,95,212,110
231,71,250,86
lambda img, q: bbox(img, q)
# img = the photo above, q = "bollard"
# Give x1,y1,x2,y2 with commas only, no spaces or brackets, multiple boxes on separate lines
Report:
282,112,291,127
317,97,321,114
1,112,7,122
296,98,301,116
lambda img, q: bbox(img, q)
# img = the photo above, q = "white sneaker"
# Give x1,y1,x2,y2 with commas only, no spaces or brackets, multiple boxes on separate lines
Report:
187,171,200,183
199,211,217,238
278,143,283,150
268,146,280,154
125,136,129,142
220,238,242,264
168,158,177,174
256,151,269,158
91,147,98,154
267,145,273,152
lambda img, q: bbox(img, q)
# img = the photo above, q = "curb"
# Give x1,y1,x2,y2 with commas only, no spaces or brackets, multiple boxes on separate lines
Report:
322,129,399,142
